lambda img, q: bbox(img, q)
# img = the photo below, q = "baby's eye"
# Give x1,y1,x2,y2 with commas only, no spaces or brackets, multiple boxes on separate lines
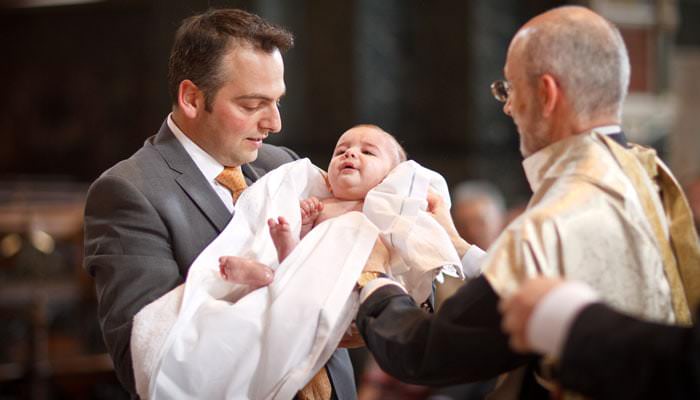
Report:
334,149,345,156
362,150,375,156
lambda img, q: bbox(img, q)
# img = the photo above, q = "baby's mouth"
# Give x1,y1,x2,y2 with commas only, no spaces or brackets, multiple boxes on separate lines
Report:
340,161,357,171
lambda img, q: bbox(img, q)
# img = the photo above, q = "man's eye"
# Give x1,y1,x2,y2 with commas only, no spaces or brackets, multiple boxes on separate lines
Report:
241,103,261,111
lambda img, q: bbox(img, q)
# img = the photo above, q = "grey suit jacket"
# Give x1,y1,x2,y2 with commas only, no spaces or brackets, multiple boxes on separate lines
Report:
84,120,356,399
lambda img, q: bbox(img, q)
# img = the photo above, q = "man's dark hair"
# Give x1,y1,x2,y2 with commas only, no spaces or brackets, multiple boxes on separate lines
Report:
168,8,294,111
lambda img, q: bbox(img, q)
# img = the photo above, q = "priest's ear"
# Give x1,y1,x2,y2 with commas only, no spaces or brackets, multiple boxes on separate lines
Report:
177,79,205,118
539,74,559,117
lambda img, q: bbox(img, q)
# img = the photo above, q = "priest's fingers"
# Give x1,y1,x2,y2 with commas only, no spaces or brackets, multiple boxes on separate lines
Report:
426,190,445,213
219,256,274,288
426,190,455,229
427,190,471,256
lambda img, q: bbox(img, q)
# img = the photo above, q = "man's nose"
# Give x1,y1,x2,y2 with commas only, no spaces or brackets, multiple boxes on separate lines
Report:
503,98,512,116
261,103,282,133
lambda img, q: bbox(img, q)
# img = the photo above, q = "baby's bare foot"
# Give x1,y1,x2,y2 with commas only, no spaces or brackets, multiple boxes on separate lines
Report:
268,216,298,262
219,256,274,288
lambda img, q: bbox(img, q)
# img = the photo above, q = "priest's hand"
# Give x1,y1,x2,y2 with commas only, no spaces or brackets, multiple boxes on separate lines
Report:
426,190,471,258
219,256,274,289
498,276,564,352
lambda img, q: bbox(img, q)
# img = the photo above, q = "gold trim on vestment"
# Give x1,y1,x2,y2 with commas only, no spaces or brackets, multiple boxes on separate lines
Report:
598,133,700,324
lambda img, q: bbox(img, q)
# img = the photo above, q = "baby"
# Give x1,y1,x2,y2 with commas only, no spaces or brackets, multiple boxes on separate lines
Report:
220,124,406,278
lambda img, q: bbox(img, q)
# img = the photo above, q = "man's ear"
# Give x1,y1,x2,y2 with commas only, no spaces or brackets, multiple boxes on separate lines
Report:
539,74,559,117
178,79,204,118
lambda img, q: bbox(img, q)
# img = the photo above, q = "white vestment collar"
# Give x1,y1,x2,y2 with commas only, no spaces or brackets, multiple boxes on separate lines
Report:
522,126,622,193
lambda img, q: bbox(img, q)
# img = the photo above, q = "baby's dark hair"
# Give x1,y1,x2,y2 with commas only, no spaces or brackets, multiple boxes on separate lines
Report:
352,124,407,166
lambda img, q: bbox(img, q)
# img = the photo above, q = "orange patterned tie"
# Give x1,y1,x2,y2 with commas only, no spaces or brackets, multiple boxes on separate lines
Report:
216,166,248,203
297,368,332,400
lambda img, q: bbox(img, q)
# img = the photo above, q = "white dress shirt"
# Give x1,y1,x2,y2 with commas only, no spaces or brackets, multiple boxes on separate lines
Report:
167,114,236,212
527,281,600,357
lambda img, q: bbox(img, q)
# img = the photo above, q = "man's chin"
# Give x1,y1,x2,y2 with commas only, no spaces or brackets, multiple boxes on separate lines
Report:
519,143,530,158
222,151,258,167
241,150,259,165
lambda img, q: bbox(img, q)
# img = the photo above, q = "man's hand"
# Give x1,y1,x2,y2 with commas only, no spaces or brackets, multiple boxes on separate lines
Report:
219,256,274,289
426,191,471,257
498,276,564,352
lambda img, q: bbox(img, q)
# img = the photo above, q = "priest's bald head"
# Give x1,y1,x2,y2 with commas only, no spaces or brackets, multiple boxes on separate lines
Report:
495,6,630,157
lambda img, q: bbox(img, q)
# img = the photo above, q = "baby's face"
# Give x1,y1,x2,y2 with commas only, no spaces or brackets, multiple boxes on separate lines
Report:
327,126,398,200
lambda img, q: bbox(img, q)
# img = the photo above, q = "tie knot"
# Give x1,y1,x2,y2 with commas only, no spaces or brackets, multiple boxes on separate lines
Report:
216,166,247,202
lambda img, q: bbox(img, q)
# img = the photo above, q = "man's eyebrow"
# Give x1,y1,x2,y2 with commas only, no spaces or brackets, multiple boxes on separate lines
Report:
234,92,286,101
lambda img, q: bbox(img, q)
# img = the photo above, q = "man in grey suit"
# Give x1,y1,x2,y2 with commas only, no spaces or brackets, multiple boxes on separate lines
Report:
83,9,356,399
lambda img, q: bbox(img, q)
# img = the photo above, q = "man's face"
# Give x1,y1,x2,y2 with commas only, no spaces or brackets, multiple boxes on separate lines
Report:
453,198,504,249
503,34,551,158
191,44,286,166
327,127,398,200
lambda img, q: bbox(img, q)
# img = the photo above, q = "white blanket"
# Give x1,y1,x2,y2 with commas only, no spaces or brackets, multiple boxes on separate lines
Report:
131,159,462,399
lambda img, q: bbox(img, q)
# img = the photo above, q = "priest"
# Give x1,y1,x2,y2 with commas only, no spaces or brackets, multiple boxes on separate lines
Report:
354,5,700,399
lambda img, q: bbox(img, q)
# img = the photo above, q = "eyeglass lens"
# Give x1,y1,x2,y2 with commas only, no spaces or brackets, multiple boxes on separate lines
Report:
491,80,509,103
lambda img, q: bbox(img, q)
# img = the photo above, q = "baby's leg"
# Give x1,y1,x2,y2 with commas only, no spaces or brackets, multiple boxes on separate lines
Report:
268,216,298,262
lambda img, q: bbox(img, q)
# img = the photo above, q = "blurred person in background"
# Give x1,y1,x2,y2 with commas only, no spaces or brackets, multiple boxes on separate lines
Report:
430,181,507,399
451,181,506,250
435,180,507,305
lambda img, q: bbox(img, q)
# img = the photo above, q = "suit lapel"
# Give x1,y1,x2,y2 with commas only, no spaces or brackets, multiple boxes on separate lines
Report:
241,163,263,185
175,174,231,232
152,121,231,233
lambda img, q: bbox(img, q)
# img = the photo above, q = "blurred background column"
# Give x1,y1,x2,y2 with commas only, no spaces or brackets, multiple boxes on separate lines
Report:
669,0,700,233
669,0,700,184
353,0,403,132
